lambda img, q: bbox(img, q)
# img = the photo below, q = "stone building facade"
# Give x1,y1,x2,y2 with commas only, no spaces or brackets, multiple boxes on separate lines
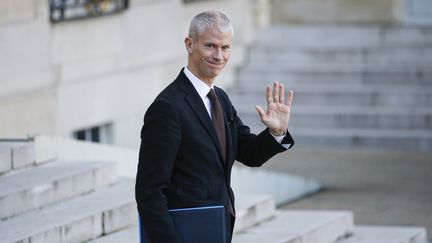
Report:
270,0,432,26
1,0,430,149
0,0,256,148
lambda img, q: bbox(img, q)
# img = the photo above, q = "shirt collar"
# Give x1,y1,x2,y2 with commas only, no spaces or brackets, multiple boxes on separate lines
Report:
183,66,214,100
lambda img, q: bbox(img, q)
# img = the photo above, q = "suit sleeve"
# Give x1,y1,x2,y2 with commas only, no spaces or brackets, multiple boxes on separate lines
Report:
215,87,294,167
235,109,294,167
135,98,182,243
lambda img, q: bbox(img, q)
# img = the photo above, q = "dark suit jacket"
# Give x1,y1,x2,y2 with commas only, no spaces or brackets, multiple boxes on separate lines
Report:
135,69,294,242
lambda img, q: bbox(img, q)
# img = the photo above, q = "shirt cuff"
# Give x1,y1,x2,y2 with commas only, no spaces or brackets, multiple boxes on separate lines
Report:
270,130,291,149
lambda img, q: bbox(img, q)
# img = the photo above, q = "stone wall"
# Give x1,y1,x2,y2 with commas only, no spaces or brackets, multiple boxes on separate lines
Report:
0,0,255,148
271,0,400,24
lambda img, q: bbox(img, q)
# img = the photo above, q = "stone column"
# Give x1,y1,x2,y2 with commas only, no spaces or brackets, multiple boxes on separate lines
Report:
255,0,271,28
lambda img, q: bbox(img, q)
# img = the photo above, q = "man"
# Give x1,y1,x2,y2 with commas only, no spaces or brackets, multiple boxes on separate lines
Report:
135,10,294,243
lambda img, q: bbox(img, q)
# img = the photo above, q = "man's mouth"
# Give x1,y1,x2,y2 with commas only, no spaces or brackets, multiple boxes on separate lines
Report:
207,61,223,68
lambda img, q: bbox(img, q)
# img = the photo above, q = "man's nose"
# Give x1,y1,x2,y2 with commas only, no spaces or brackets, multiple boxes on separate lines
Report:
212,48,223,61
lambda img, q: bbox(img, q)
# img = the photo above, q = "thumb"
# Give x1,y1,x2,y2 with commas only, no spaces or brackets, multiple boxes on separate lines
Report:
255,105,266,121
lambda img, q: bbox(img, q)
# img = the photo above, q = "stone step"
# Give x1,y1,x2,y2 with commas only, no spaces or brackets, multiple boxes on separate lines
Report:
89,216,429,243
255,25,432,48
232,82,432,94
90,194,277,243
0,178,136,243
239,64,430,73
236,69,431,87
232,210,353,243
285,128,432,151
245,61,432,71
231,83,429,93
234,195,276,233
229,87,432,107
0,140,35,174
0,145,13,175
235,106,432,129
336,226,428,243
0,161,117,220
231,164,322,206
248,45,432,66
88,226,139,243
232,121,432,150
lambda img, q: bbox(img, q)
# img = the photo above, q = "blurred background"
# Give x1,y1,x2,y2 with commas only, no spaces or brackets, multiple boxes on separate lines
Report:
0,0,431,242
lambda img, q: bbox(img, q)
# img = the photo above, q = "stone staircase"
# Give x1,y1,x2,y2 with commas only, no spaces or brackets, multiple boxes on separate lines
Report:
233,211,427,243
229,25,432,151
87,193,428,243
1,139,427,242
0,140,137,243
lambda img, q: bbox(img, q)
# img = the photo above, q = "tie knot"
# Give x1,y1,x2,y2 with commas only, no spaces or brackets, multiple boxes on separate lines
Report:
207,89,217,101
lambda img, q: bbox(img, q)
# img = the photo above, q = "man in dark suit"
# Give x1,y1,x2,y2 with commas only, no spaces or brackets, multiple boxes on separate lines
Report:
135,10,294,243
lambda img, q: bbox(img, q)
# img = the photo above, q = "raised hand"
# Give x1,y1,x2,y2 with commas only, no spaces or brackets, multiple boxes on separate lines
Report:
255,81,293,136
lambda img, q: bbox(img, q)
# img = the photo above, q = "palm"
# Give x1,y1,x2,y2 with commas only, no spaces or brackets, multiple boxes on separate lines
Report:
255,82,293,136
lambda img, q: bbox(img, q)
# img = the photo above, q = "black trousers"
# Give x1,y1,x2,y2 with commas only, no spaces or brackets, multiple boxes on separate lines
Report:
226,214,235,243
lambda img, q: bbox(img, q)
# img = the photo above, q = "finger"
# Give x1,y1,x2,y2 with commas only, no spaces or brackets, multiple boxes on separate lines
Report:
286,90,294,107
266,85,273,105
273,81,279,103
255,105,266,121
279,83,285,104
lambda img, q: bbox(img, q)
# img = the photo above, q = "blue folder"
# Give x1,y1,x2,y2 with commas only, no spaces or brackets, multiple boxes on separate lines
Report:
140,205,226,243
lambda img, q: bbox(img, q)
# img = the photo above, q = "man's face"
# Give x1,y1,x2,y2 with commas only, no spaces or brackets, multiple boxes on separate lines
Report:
185,27,232,86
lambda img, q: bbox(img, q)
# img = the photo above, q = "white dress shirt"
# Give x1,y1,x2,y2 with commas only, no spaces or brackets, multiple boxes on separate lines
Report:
183,67,290,148
184,66,213,117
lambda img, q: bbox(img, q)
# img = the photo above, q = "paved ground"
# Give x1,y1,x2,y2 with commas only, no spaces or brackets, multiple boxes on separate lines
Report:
262,146,432,240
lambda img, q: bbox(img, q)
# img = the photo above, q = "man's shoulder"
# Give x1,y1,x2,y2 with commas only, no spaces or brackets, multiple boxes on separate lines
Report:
144,82,182,120
156,78,185,101
149,73,189,110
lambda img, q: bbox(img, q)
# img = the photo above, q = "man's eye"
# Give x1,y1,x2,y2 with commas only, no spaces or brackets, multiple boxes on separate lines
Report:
222,46,230,51
205,44,213,48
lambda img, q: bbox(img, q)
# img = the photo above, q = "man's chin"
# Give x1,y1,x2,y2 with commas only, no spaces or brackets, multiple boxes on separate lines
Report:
209,68,223,77
208,72,220,79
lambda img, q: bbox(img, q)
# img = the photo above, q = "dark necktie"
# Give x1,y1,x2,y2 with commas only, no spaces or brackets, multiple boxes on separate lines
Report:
207,89,227,161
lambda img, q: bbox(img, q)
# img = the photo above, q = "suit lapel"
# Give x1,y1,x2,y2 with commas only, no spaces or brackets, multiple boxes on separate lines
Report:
177,71,225,162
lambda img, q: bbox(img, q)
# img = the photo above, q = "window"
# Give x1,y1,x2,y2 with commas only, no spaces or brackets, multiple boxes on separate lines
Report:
49,0,129,23
73,123,113,144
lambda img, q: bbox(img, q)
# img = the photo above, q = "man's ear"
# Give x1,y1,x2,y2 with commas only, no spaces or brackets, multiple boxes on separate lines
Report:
184,37,193,54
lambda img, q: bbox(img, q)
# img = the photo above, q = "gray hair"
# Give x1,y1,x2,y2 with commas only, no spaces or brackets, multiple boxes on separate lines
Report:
188,11,233,39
